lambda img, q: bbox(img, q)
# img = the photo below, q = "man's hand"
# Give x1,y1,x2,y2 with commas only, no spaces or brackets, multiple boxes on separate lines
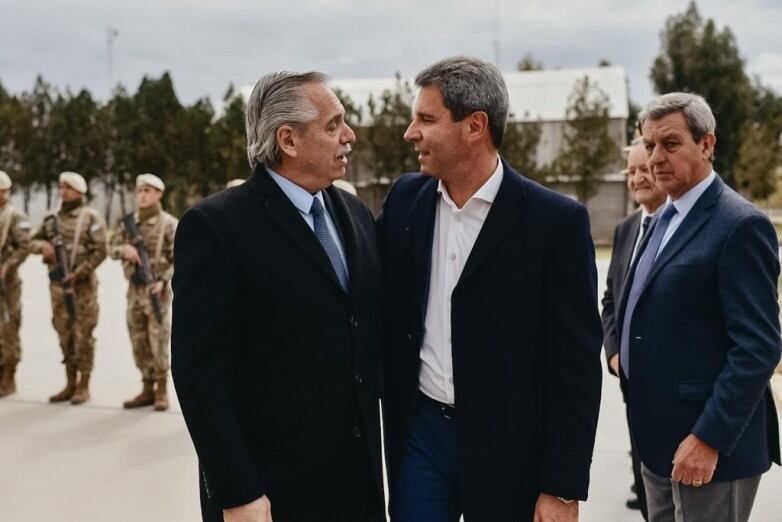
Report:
671,433,718,487
223,496,272,522
123,245,140,264
534,493,578,522
41,242,55,264
148,281,164,296
62,272,77,286
609,354,619,375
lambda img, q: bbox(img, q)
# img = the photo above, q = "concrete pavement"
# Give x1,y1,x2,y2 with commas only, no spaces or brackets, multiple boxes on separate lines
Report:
0,258,780,521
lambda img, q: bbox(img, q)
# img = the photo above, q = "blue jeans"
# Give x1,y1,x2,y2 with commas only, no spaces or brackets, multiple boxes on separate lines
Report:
391,394,461,522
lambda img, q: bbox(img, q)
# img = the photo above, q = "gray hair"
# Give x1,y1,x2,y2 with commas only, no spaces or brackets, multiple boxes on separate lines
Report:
638,92,716,143
622,137,645,156
415,56,509,149
246,71,329,168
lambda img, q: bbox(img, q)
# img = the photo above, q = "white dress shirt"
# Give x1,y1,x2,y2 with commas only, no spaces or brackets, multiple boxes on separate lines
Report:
419,158,504,405
267,168,349,273
656,171,716,260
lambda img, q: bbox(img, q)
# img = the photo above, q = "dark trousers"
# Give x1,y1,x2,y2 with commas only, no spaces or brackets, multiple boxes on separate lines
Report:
391,393,461,522
621,377,649,520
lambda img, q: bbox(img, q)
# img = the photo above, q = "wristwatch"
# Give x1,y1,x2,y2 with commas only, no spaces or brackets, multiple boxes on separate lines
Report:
557,497,576,504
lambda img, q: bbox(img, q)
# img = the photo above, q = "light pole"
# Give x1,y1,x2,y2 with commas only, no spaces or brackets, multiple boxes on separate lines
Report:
492,0,500,67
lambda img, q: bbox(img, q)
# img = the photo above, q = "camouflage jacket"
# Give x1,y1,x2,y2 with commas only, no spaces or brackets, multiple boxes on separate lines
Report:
110,210,177,283
31,203,108,279
0,204,32,276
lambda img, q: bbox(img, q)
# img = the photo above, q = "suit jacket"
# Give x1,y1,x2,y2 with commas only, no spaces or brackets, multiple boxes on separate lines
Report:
602,210,643,375
619,176,782,480
172,167,385,521
379,159,603,520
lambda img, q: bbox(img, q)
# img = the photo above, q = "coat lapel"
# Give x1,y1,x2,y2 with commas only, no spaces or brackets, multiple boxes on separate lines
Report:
620,212,643,277
324,186,362,297
457,160,527,285
248,167,345,293
408,178,439,325
637,177,723,296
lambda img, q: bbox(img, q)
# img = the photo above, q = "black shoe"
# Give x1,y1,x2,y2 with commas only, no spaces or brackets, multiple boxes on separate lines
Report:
626,498,642,510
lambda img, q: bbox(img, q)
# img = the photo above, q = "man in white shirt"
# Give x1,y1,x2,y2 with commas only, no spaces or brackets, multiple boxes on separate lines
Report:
379,56,603,522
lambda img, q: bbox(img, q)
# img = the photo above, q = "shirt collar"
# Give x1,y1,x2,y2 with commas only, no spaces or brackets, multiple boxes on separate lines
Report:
667,170,716,219
437,156,504,208
267,167,324,214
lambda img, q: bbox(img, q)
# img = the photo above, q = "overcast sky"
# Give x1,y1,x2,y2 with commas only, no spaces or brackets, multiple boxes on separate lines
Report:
2,0,780,109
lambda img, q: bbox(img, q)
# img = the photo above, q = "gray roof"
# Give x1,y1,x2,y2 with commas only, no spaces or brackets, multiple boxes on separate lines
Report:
240,66,628,123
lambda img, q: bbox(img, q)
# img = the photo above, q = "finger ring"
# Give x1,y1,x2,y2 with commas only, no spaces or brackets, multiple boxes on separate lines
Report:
692,480,703,487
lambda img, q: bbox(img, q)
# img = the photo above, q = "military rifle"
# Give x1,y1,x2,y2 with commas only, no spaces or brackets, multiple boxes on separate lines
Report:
45,215,76,359
0,255,9,323
119,191,163,324
0,210,13,322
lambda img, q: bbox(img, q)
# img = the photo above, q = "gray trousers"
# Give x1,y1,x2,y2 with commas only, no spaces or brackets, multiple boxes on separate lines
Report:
641,464,761,522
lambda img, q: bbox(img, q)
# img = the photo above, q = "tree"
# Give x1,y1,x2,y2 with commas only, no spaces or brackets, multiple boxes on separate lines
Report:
48,89,104,193
553,76,620,203
361,75,418,181
626,99,641,144
500,116,543,182
517,53,543,72
733,123,780,200
19,76,58,208
209,85,249,188
650,1,753,183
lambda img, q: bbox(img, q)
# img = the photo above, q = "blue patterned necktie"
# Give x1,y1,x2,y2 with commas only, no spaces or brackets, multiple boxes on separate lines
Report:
620,203,678,378
310,197,349,291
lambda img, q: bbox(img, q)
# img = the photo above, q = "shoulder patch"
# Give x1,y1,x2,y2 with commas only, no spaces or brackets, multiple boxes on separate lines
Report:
18,221,31,230
90,222,103,232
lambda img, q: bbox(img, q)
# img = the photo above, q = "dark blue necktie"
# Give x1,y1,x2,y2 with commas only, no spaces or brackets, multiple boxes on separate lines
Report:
310,198,349,291
641,215,652,240
620,203,678,378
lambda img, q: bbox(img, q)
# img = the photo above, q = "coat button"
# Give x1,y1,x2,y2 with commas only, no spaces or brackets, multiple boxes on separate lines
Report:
354,373,363,384
349,316,359,329
352,426,363,438
406,332,413,341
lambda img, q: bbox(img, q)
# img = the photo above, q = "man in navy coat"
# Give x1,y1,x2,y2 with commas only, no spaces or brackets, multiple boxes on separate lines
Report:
379,56,603,521
620,92,781,521
172,71,385,522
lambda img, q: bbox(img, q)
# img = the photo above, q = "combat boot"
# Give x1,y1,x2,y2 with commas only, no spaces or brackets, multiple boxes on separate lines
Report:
153,377,169,411
0,364,17,397
0,366,16,397
49,367,77,402
70,371,91,405
123,379,155,409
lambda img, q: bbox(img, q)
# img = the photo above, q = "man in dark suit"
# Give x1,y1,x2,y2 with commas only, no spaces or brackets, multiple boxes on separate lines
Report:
379,56,603,522
620,92,781,521
602,138,667,518
172,71,385,522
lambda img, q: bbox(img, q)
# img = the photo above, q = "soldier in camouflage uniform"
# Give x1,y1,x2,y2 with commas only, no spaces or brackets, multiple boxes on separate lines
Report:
0,171,31,398
111,174,177,411
31,172,108,405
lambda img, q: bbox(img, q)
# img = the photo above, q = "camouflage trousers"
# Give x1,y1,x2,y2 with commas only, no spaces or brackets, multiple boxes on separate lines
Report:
0,274,22,368
50,274,99,372
126,284,171,381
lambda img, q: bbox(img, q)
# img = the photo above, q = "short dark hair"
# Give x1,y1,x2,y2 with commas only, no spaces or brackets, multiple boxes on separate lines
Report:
415,56,509,148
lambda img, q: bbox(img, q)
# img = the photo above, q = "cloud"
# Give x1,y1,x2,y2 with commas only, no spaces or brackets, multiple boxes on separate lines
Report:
0,0,780,107
749,53,782,93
